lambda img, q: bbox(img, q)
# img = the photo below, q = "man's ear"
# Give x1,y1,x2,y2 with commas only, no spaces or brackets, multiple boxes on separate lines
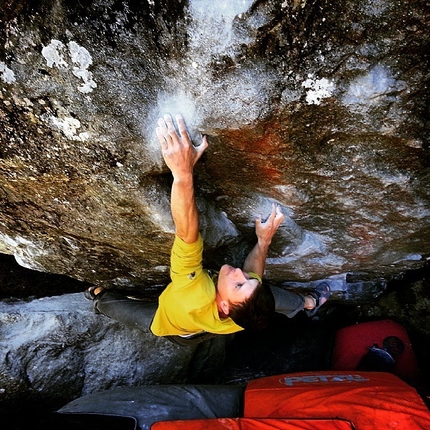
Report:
220,300,230,316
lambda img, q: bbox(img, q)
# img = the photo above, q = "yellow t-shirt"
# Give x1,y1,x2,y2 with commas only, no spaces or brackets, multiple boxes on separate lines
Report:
150,234,244,337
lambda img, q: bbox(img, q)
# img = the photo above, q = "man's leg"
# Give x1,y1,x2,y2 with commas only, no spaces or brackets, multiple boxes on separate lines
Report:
271,286,306,318
271,283,331,318
93,291,158,333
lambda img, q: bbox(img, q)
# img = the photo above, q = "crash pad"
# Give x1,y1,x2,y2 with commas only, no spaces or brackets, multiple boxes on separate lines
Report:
244,371,430,430
57,384,244,430
152,418,354,429
331,319,420,382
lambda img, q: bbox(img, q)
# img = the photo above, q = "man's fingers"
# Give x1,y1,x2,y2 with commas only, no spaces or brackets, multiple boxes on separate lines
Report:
157,114,209,166
156,120,175,153
255,214,262,226
156,127,165,145
275,205,285,220
274,205,285,227
157,116,168,130
260,204,284,226
164,114,179,140
265,203,276,223
176,114,189,138
195,135,208,157
157,117,169,137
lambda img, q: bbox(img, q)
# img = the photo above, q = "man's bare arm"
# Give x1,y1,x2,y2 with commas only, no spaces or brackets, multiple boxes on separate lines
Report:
156,114,208,244
243,204,284,278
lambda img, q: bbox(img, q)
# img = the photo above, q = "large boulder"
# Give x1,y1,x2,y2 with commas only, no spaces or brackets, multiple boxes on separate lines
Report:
1,0,430,415
0,293,230,410
0,0,429,292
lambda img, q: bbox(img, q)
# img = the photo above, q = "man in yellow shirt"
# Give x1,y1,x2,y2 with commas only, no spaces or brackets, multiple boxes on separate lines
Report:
85,114,330,345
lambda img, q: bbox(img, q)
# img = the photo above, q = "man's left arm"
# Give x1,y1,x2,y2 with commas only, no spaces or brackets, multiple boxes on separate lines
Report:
242,204,284,279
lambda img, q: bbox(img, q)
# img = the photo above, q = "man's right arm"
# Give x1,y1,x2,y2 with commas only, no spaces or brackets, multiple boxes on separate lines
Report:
156,114,208,244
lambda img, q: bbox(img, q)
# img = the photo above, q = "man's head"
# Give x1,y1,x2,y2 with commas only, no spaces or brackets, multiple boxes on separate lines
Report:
216,264,275,331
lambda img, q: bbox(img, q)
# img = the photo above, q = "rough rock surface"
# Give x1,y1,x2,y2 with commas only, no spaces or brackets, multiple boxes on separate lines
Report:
1,0,430,416
0,0,429,293
0,292,230,411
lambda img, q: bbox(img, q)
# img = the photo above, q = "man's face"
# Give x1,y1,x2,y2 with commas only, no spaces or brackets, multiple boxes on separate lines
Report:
216,264,259,313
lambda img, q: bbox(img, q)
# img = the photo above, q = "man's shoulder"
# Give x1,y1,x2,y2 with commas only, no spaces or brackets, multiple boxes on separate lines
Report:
165,269,214,293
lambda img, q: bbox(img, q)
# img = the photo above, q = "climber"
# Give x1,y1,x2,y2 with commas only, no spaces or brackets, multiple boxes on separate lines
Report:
84,114,330,345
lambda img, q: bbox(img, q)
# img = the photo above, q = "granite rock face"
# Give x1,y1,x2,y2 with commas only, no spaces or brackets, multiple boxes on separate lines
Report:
0,1,429,292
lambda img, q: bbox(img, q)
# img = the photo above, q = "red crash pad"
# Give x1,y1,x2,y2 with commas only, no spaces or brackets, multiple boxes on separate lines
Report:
331,319,420,382
152,418,354,429
244,371,430,430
